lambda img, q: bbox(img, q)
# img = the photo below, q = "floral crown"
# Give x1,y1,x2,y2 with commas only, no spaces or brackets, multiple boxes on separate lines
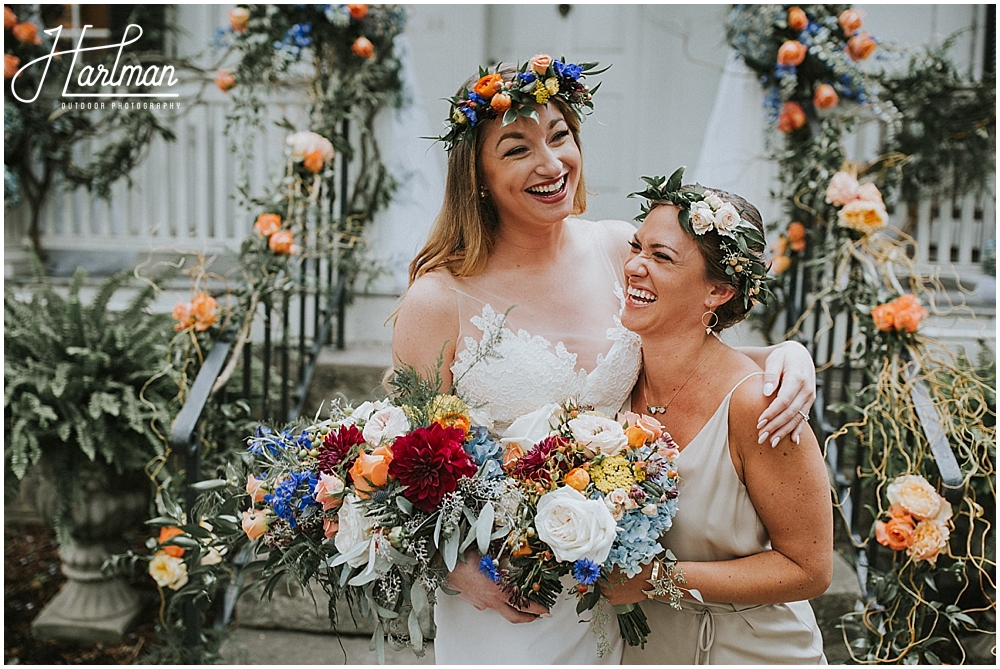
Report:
434,54,607,152
629,167,775,310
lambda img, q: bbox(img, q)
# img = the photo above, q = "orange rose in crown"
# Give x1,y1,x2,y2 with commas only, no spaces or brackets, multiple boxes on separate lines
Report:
787,7,808,32
254,213,282,237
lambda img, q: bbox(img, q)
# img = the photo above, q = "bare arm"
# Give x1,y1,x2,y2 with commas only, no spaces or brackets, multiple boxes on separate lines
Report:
737,341,816,447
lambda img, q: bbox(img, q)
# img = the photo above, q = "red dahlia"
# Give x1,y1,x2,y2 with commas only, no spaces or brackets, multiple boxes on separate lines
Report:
318,424,365,474
510,436,570,483
387,423,476,513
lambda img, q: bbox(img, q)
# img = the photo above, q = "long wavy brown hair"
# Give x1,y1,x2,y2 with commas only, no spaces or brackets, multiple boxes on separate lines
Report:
408,67,589,284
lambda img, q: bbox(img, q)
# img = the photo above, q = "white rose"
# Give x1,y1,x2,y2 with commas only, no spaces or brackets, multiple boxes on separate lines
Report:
501,403,561,451
689,201,716,235
886,474,942,521
362,406,410,445
713,202,741,238
286,131,335,162
641,503,658,516
704,193,724,211
607,488,629,508
535,486,617,564
348,398,390,425
568,414,628,457
334,495,375,567
149,551,189,590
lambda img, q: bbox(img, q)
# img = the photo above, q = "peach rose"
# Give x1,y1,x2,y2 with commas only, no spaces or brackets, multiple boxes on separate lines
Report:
228,7,249,33
825,171,859,206
847,33,877,61
149,551,189,590
323,517,339,539
771,236,788,257
4,6,17,29
770,254,792,276
287,131,335,163
241,508,268,541
158,526,186,558
346,4,368,20
530,54,553,74
303,149,325,173
857,182,884,207
787,221,806,252
269,229,296,254
246,474,266,503
314,472,345,511
191,292,217,332
813,83,839,110
172,301,194,331
351,36,374,59
503,441,525,468
787,7,808,32
215,69,236,92
776,40,808,67
4,53,19,79
473,73,503,100
871,302,896,332
839,9,863,36
875,515,915,551
491,92,512,113
254,213,281,237
564,467,591,491
886,474,942,520
349,445,393,497
907,519,949,565
12,21,41,45
891,294,929,333
777,101,807,133
838,199,887,234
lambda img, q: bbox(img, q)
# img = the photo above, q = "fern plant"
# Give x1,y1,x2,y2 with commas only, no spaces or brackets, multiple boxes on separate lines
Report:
4,258,175,542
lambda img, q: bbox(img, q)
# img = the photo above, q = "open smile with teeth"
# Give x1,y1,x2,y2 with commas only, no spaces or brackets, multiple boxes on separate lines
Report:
526,175,566,196
627,285,657,304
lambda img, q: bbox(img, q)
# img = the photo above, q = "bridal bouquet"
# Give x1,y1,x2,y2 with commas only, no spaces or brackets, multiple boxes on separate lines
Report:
239,369,522,662
478,402,682,653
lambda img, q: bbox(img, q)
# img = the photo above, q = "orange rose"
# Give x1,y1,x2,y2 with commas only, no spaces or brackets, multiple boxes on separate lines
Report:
12,21,41,45
887,504,913,522
241,509,268,541
529,54,553,74
254,213,281,237
624,425,650,448
473,73,503,100
564,467,591,491
303,149,325,173
777,101,807,133
871,303,896,332
228,7,249,33
349,446,393,497
172,300,195,331
839,9,863,36
346,4,368,20
5,53,20,79
323,517,339,539
314,472,345,511
269,229,296,254
351,36,374,59
813,83,839,111
770,254,792,276
892,300,928,334
158,526,186,558
787,7,808,32
787,221,806,252
490,92,512,114
215,69,236,92
847,33,877,61
4,6,16,29
875,516,915,551
838,199,887,234
191,292,217,332
776,40,807,67
246,474,266,503
503,442,525,469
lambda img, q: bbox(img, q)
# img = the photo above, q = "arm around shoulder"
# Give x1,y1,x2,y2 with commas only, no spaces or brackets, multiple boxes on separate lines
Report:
392,272,460,390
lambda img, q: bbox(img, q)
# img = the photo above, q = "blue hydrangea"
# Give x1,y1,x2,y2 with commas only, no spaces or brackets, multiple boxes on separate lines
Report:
479,555,500,583
464,426,503,475
554,61,583,80
573,559,601,586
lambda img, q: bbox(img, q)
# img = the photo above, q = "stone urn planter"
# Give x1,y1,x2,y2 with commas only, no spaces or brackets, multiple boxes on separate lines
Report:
29,462,151,643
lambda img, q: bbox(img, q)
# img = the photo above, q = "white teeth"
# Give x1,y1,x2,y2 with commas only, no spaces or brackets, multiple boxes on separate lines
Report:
628,286,657,302
527,176,565,194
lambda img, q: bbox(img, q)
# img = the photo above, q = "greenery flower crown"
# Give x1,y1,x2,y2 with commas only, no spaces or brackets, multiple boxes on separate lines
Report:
434,55,608,152
629,167,776,310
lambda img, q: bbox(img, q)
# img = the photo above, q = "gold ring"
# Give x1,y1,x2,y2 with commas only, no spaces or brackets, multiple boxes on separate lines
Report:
797,410,809,421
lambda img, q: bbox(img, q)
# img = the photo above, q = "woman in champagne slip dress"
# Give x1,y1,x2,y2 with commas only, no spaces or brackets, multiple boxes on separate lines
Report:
392,61,819,664
603,181,832,665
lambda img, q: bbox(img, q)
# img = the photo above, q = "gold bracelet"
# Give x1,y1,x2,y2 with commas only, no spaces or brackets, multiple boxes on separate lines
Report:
641,557,687,609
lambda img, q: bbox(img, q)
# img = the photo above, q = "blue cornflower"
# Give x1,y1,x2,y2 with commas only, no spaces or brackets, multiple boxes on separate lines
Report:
776,64,797,78
265,470,321,527
467,92,486,106
296,431,313,450
518,71,537,84
573,559,601,586
479,555,501,583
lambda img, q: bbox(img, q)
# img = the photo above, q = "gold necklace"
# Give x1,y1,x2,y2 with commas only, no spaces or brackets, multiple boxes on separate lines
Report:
643,336,714,415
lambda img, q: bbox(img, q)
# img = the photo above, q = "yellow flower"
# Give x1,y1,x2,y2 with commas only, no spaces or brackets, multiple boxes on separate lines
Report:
533,80,550,104
148,550,189,590
545,77,560,96
589,455,636,494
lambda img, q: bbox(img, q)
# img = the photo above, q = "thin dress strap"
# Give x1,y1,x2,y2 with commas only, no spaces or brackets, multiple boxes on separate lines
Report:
726,371,764,398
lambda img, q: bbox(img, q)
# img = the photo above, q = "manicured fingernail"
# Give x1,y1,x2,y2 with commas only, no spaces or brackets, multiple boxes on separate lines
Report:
771,436,780,448
539,613,552,618
762,383,774,396
758,431,769,444
793,434,801,445
756,418,767,429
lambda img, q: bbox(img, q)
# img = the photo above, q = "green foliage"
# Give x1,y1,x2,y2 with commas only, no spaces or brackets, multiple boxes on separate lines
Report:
4,256,176,541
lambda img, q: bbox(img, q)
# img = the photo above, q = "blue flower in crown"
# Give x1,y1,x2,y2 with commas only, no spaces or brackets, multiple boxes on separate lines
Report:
518,71,537,84
554,60,583,80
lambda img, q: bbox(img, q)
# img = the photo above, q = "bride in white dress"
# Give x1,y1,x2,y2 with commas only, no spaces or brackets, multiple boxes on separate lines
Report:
392,60,816,665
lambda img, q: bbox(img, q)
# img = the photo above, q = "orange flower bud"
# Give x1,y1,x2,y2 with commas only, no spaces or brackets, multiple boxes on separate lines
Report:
303,149,325,173
564,467,591,491
491,92,512,113
776,40,807,67
12,21,41,45
215,69,236,92
847,33,877,61
777,101,807,133
813,83,839,111
787,221,806,252
346,4,368,20
351,36,374,59
787,7,808,32
4,6,17,29
839,9,863,36
254,213,281,237
158,526,186,558
5,53,20,79
269,229,296,255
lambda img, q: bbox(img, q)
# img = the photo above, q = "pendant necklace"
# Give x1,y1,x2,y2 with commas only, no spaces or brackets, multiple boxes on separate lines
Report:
643,336,715,415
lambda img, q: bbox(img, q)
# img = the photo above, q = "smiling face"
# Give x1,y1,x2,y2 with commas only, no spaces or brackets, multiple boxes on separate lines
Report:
477,103,582,232
621,204,736,337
